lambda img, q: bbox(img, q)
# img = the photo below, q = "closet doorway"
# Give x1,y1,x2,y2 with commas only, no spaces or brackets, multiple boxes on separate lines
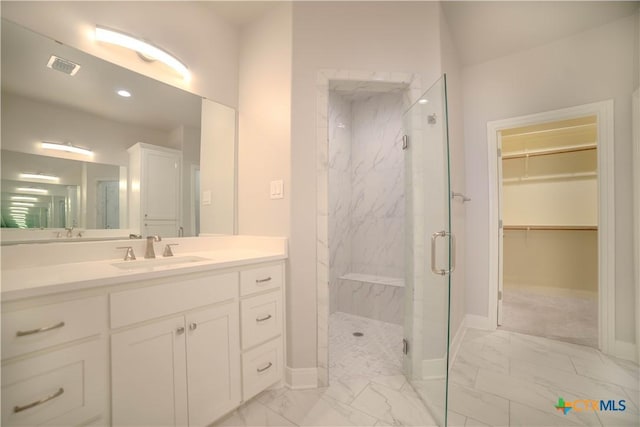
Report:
498,116,598,347
487,101,615,354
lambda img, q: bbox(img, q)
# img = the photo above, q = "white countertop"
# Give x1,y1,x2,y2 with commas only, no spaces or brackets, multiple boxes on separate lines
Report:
1,236,287,302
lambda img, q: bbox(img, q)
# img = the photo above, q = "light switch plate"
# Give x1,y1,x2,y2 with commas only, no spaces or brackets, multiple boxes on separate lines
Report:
270,180,284,199
202,190,212,205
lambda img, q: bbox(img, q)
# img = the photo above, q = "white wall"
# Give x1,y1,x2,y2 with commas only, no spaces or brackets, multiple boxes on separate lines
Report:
439,4,466,346
237,3,292,238
1,1,239,107
463,15,638,344
289,1,443,369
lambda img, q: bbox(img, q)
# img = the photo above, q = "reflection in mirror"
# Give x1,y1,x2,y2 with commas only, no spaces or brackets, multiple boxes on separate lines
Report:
0,18,223,241
1,150,125,229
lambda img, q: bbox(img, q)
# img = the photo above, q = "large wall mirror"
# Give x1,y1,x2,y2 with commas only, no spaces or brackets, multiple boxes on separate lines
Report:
1,19,236,243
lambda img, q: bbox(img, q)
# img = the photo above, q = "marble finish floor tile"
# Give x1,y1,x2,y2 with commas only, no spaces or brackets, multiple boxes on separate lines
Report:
444,327,640,427
216,313,438,427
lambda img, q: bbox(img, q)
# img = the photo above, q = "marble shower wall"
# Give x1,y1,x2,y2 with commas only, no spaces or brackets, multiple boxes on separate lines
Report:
328,91,352,314
350,92,405,278
328,88,405,317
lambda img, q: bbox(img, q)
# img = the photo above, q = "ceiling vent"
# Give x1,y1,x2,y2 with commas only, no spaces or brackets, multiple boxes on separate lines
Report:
46,55,81,76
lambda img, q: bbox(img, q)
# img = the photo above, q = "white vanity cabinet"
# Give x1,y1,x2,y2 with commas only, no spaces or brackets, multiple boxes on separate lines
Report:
1,257,286,427
110,272,241,426
111,303,240,426
1,296,108,427
128,142,182,237
239,264,284,401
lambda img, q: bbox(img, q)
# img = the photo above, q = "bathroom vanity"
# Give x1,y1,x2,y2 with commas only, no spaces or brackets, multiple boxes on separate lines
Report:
1,236,287,426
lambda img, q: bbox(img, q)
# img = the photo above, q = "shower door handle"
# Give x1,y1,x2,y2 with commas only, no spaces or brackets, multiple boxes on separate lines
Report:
430,230,455,276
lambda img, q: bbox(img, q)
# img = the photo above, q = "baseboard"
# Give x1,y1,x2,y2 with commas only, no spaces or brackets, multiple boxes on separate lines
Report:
421,357,447,380
464,314,494,331
614,339,639,364
285,366,318,390
448,319,467,366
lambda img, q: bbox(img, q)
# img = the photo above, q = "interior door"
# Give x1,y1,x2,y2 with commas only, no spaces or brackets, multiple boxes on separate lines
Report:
402,75,452,427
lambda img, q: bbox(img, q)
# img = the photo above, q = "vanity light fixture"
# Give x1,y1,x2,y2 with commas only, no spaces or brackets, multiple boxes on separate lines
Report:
117,89,132,98
42,141,93,157
12,202,35,207
95,26,190,81
16,187,48,195
11,196,38,202
10,207,29,211
19,173,59,182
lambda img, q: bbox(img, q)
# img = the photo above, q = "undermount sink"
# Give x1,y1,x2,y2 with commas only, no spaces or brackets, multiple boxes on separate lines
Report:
111,255,210,270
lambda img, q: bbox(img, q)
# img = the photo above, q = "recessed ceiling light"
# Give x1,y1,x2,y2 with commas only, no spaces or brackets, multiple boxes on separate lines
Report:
117,89,132,98
418,99,429,105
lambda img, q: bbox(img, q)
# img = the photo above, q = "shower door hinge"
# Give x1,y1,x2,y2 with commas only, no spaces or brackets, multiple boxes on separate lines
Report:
499,219,503,229
498,290,503,301
497,148,502,158
402,135,409,150
402,338,410,355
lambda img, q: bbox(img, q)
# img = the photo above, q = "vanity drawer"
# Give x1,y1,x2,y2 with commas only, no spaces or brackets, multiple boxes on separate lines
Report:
1,339,106,426
110,272,238,328
240,264,282,296
241,290,282,349
1,296,107,360
242,337,282,401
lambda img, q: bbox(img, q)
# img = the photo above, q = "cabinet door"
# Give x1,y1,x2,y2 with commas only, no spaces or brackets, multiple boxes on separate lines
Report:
111,317,188,426
143,150,180,220
186,303,240,426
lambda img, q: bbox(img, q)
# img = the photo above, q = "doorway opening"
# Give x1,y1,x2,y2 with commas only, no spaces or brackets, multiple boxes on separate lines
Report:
497,116,599,348
487,100,615,354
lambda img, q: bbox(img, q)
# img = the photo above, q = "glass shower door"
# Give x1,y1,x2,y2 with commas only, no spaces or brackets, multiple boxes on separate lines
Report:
402,75,452,426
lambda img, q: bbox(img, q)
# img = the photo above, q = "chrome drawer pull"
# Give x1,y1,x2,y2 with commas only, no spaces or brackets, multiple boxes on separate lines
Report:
14,387,64,413
16,321,65,337
257,362,273,373
256,314,272,322
255,277,272,284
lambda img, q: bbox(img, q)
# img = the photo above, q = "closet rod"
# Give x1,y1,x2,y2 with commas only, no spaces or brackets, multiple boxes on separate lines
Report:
503,225,598,231
502,145,596,160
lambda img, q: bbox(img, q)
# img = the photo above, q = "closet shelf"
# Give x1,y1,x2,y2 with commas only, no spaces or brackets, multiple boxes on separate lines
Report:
503,225,598,231
502,143,596,160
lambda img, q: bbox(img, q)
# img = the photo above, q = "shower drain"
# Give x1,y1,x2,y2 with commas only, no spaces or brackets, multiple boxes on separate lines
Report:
352,332,364,337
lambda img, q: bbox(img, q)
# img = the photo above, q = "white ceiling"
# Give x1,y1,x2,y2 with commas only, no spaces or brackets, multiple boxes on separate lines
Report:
441,1,639,66
2,1,637,133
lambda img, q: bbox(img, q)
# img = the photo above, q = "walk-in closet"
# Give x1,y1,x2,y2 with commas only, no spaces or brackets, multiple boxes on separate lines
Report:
499,116,599,348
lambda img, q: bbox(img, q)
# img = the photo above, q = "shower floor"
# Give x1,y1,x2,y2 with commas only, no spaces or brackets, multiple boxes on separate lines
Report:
329,311,403,380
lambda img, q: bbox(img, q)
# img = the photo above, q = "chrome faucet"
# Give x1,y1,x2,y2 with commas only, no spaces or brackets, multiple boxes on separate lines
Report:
145,235,162,259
